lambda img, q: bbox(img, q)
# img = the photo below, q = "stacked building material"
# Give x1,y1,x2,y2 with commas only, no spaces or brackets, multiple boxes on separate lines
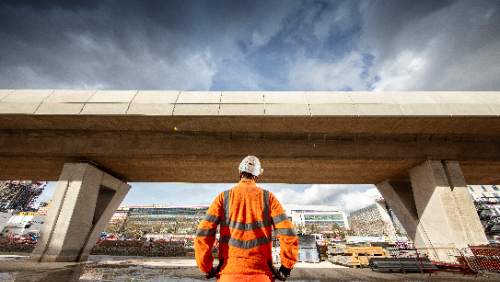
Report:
328,246,390,267
369,257,438,274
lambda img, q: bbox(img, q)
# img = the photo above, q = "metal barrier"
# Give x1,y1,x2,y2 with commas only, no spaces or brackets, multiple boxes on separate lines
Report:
368,244,500,277
466,245,500,278
413,245,500,278
414,247,474,277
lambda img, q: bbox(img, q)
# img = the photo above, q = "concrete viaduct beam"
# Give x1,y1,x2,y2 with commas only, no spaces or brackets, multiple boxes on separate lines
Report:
1,90,500,184
1,130,500,184
1,90,499,261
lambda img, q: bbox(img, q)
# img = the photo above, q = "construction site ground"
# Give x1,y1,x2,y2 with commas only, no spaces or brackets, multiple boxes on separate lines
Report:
1,253,500,281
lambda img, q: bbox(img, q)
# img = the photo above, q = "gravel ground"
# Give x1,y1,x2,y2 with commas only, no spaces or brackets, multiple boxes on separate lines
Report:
0,253,499,282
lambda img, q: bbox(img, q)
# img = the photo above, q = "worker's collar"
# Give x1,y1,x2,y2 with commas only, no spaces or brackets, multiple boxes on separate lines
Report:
239,179,256,186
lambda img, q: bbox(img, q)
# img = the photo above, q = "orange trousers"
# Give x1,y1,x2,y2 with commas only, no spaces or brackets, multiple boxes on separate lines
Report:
218,274,274,282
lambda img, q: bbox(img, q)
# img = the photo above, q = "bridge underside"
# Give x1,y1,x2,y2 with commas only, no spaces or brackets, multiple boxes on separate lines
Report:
1,114,500,184
1,147,500,185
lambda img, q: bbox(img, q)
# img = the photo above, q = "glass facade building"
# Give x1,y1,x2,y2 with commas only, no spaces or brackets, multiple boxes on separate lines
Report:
281,204,348,228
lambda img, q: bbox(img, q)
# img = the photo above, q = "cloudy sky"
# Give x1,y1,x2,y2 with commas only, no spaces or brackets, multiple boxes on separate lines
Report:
4,0,499,214
1,0,499,91
37,182,380,215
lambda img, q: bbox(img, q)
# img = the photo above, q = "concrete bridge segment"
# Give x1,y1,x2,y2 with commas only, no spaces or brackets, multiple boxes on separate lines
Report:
1,90,500,184
1,90,499,261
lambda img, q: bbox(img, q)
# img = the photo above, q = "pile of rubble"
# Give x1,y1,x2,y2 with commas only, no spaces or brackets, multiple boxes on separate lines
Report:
0,238,188,257
0,243,35,253
90,240,188,257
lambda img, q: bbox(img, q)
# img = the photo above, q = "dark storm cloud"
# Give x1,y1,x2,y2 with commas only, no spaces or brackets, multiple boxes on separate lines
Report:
360,0,456,56
360,0,500,90
0,0,499,91
0,0,101,11
0,0,300,90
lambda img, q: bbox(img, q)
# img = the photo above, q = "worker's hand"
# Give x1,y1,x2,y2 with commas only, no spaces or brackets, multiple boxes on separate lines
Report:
205,258,224,279
267,260,291,281
204,268,217,279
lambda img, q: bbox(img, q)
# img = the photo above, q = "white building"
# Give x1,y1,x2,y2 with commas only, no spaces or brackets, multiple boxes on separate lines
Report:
281,204,348,229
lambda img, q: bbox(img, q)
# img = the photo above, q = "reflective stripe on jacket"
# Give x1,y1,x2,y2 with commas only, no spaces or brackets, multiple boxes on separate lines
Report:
195,179,299,275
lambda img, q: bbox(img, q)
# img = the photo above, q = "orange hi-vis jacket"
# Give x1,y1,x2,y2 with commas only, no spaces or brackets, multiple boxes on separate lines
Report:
195,179,299,275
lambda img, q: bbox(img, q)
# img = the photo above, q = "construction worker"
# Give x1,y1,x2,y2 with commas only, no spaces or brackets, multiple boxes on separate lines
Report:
195,156,299,281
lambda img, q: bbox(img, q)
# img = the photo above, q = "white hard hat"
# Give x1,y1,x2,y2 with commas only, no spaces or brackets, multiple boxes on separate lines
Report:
239,156,263,177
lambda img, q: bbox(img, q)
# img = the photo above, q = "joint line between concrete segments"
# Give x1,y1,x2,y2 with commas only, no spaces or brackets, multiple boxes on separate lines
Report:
263,93,266,115
0,90,14,102
125,90,140,114
218,91,222,116
84,90,97,103
172,91,181,115
33,90,56,114
79,90,98,115
347,91,358,116
304,91,312,117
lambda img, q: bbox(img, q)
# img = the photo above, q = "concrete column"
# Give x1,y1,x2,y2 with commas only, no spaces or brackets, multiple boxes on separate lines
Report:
441,160,489,245
376,160,488,251
409,160,479,249
375,179,432,248
29,163,131,262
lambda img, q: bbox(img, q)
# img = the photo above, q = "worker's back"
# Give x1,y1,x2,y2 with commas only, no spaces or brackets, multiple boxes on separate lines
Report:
195,155,298,281
219,179,273,275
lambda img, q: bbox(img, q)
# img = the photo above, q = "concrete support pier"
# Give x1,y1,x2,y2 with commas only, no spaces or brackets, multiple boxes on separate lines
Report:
29,163,131,262
376,160,488,251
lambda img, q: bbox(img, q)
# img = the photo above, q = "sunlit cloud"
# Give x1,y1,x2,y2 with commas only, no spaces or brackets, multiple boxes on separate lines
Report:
273,184,381,214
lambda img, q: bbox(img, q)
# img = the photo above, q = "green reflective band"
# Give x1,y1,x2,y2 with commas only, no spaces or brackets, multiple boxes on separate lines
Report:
228,220,269,231
275,228,297,237
219,235,272,250
221,188,273,230
272,213,288,225
195,229,216,237
263,190,270,227
203,214,221,224
221,190,230,226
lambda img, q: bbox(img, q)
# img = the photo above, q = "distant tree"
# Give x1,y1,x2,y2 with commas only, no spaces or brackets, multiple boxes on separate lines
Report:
303,223,317,235
102,211,207,237
295,223,304,235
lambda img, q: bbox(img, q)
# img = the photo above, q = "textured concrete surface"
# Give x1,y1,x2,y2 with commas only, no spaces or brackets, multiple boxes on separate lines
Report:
407,160,488,250
1,90,500,184
376,161,488,254
375,179,420,243
29,163,131,262
444,160,489,245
